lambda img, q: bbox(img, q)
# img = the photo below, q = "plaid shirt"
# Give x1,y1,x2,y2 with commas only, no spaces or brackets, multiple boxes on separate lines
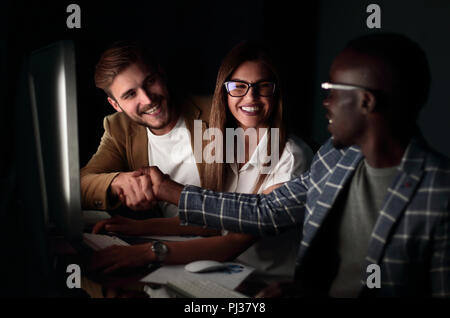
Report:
179,137,450,297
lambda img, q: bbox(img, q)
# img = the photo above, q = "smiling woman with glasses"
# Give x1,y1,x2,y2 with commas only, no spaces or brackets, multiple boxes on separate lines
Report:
199,41,314,285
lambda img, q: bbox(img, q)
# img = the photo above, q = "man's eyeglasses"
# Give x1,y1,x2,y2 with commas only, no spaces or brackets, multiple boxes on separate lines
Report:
224,80,276,97
321,82,385,104
321,82,372,91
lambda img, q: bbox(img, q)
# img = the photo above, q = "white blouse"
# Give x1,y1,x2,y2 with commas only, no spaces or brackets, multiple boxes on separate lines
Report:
224,133,313,283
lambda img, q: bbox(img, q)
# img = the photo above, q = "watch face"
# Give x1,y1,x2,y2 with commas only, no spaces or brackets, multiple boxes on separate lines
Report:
152,241,168,262
153,241,168,253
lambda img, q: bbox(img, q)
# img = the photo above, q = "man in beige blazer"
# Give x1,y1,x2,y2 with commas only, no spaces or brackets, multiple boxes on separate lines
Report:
80,41,210,214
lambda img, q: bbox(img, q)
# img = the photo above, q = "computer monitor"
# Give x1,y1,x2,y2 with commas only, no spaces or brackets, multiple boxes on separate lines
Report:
27,40,83,244
10,40,85,296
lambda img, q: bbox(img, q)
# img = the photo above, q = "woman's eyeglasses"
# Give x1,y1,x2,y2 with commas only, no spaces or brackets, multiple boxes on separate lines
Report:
224,80,276,97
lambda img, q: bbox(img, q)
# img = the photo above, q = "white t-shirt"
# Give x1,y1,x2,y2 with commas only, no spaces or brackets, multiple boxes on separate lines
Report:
147,116,201,217
225,133,313,283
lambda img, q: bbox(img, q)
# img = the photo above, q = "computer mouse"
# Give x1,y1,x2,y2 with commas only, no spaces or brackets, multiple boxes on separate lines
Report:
184,260,228,273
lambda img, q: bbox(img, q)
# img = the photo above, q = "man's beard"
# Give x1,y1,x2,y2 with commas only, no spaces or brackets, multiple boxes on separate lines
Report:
119,101,173,130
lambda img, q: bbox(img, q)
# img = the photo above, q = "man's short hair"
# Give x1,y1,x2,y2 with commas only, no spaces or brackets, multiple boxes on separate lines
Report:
94,41,160,98
346,33,430,118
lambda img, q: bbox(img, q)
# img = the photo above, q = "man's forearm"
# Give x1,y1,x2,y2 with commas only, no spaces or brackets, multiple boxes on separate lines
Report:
152,169,307,236
177,183,306,236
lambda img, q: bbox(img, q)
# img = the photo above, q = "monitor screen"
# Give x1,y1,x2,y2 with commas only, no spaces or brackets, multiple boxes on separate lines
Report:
28,40,83,244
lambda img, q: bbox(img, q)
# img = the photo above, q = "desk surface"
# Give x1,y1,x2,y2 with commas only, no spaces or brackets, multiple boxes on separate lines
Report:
51,234,263,298
50,235,155,298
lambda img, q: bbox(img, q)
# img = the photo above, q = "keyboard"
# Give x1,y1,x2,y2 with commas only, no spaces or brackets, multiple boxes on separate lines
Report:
166,279,248,298
83,233,130,251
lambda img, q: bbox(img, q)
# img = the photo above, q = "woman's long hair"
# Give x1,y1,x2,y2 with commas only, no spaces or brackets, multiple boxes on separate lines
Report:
203,41,287,193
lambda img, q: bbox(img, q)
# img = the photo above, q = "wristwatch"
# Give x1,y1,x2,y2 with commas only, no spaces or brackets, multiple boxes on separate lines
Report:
151,240,169,263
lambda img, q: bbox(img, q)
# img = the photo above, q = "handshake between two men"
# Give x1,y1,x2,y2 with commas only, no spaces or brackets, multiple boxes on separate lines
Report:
109,166,183,212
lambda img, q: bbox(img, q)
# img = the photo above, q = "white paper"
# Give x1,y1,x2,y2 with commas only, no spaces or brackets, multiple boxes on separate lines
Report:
141,262,255,290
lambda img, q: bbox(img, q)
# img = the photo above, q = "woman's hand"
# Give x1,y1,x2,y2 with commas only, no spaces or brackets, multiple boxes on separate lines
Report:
92,215,146,236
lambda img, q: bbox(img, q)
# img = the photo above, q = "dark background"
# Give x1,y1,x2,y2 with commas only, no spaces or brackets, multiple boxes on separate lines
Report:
3,0,450,173
311,0,450,158
1,0,450,297
2,0,319,170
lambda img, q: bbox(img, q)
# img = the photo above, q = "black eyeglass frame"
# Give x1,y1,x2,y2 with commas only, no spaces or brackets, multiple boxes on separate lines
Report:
224,80,276,97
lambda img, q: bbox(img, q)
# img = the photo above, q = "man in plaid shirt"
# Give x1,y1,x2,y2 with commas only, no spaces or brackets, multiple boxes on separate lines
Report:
142,34,450,297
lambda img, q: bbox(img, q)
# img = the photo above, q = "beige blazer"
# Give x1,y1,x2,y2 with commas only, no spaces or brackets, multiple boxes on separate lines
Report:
80,96,211,210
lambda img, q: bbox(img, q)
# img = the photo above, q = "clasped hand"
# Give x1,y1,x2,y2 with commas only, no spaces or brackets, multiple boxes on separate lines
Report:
109,166,166,211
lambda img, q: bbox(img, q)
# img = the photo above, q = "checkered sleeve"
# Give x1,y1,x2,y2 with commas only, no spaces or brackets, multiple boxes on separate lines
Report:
430,209,450,297
178,174,310,236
